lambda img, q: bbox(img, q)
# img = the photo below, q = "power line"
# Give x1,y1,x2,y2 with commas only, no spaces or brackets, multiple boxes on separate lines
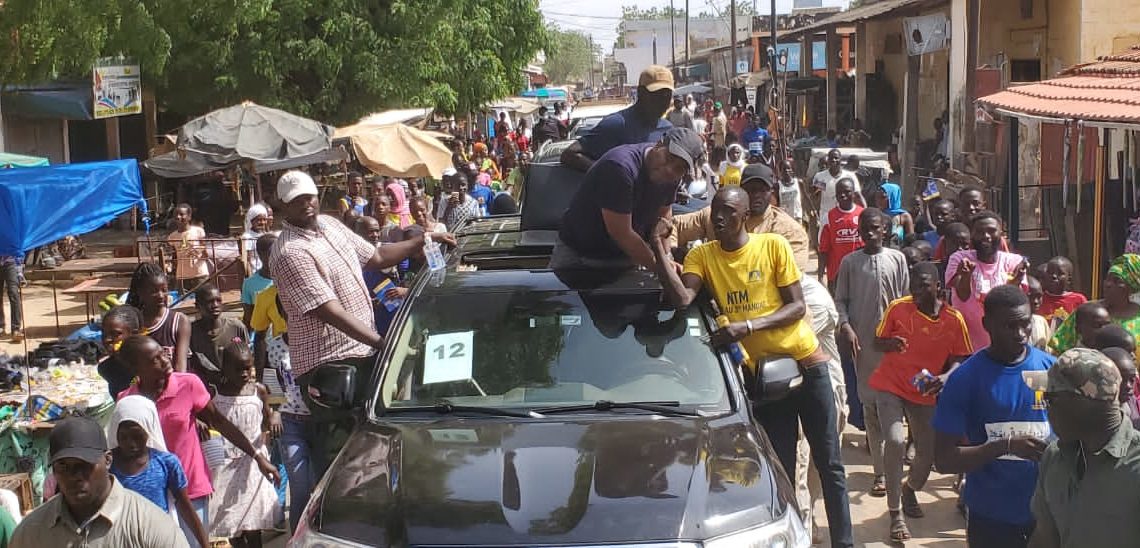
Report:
542,10,625,20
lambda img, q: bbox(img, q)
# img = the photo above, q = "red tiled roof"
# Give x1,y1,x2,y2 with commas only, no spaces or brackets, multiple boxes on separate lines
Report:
978,46,1140,123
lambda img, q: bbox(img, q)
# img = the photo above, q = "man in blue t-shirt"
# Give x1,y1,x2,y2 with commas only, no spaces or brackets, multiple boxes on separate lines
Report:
932,284,1054,548
561,65,674,172
551,128,704,270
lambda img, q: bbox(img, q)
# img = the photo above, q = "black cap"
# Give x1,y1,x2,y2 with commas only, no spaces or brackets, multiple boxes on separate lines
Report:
662,128,705,171
740,163,776,188
49,417,108,464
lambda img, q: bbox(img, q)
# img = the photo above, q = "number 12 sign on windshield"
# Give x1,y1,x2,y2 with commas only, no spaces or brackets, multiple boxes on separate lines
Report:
423,331,475,385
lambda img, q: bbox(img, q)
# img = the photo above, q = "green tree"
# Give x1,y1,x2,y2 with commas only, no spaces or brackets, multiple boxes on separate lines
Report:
544,27,597,85
0,0,548,124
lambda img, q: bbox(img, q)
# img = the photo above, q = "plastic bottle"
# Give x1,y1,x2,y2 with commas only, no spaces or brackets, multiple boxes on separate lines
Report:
710,301,752,369
424,233,446,272
911,368,936,393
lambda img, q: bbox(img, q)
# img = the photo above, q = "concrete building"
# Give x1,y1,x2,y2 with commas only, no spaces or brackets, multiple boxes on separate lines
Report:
614,17,751,84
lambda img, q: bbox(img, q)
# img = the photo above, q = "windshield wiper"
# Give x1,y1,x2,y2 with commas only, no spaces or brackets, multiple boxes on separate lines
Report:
385,401,544,418
534,400,699,417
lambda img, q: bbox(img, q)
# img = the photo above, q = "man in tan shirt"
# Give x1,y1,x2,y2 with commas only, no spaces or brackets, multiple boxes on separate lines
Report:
12,417,189,548
672,163,811,271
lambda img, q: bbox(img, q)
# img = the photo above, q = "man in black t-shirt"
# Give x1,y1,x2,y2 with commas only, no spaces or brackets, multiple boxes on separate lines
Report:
551,128,704,270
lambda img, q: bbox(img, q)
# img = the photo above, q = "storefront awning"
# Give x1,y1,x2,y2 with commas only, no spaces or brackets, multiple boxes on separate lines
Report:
1,83,94,120
782,0,948,39
978,48,1140,126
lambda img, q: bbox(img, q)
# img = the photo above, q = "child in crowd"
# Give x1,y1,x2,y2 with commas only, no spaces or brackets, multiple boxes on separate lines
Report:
410,195,448,234
337,172,367,217
901,246,924,268
353,217,409,336
241,235,276,329
870,261,972,542
817,178,865,291
1039,256,1087,327
168,203,210,293
99,305,143,398
1101,347,1140,429
919,198,956,247
209,341,281,548
835,208,910,501
249,265,315,533
937,222,971,260
777,161,804,223
1025,276,1052,350
126,262,191,373
107,395,209,548
370,193,402,242
910,240,933,261
1050,301,1112,353
189,283,250,389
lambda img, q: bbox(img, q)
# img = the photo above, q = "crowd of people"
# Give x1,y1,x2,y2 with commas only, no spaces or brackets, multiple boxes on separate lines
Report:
10,61,1140,548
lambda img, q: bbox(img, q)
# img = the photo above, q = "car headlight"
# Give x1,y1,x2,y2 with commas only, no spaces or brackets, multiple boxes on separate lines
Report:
702,507,811,548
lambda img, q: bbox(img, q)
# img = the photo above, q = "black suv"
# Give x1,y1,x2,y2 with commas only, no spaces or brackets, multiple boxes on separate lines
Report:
289,164,810,548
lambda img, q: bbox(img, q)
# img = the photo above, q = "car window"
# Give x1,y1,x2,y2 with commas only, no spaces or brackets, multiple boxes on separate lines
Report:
377,290,730,413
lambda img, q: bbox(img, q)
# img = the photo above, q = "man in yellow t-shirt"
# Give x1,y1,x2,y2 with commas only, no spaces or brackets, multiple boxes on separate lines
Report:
651,170,854,548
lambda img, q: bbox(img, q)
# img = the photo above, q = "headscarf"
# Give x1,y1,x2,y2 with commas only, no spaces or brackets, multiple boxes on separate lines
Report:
243,202,270,235
878,182,907,217
473,142,488,155
720,144,747,173
1109,254,1140,292
386,181,413,228
106,395,167,452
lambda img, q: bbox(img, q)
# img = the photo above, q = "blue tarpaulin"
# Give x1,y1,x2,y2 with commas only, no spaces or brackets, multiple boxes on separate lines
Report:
0,160,146,256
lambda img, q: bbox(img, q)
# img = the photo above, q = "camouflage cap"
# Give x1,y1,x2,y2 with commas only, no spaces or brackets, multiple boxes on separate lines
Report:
1024,348,1121,402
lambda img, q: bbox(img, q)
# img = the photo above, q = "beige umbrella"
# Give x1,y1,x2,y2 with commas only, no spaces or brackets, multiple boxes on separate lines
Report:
336,123,452,178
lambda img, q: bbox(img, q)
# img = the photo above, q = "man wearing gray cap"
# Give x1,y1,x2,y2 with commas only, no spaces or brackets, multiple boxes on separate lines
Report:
12,417,189,548
553,128,705,270
1027,347,1140,548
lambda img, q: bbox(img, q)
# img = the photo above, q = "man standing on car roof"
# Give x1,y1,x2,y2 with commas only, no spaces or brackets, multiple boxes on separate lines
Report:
650,185,854,548
551,128,705,271
270,171,456,475
561,65,675,172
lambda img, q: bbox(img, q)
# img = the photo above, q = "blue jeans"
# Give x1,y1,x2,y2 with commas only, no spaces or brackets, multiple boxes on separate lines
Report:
181,495,209,548
279,413,315,533
755,362,854,548
967,514,1033,548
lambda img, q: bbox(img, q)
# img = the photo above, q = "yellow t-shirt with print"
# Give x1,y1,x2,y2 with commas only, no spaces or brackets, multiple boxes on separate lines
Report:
683,233,819,365
250,285,288,337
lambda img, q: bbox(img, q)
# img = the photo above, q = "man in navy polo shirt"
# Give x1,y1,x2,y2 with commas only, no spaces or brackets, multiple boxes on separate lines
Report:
561,65,675,172
551,128,704,270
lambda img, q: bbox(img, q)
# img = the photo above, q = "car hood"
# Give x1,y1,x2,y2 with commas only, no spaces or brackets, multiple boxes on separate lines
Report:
312,414,792,547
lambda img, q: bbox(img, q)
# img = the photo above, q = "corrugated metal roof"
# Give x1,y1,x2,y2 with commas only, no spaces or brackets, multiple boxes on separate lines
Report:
781,0,948,38
978,46,1140,123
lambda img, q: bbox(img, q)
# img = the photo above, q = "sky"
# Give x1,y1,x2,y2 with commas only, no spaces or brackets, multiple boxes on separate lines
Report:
540,0,851,54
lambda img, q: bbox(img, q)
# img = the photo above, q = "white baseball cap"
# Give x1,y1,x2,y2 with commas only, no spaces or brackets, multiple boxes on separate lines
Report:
277,171,319,204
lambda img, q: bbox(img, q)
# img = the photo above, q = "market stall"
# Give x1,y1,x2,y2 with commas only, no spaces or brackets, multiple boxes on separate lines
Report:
335,122,452,179
0,158,146,506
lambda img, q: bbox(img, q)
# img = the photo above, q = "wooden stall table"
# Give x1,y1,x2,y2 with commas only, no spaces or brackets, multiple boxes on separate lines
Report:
62,277,132,323
26,257,140,279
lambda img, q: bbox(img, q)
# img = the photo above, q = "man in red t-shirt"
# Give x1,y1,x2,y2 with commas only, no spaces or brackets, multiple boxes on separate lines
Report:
869,262,973,539
818,177,864,292
1039,256,1087,327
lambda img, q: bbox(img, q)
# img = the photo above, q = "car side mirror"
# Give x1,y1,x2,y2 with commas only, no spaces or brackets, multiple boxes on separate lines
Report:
307,363,358,411
753,356,803,404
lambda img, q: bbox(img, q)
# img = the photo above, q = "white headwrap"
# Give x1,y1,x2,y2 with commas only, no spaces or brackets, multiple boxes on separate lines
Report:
243,202,270,234
106,395,168,452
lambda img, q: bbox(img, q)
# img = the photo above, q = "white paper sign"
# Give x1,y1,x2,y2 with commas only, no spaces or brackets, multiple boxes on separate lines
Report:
423,331,474,384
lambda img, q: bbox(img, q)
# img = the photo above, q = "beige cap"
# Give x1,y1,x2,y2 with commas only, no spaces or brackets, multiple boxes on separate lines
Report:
639,65,675,92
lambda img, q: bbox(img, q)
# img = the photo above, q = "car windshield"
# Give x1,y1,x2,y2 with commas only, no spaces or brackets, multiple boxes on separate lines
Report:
376,289,731,414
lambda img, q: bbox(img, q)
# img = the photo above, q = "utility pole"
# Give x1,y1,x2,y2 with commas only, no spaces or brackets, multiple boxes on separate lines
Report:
770,0,777,66
670,0,677,71
653,31,659,65
684,0,690,69
730,0,738,76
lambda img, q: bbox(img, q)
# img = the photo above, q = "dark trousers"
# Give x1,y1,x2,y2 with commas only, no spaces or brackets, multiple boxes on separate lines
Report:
841,353,864,430
0,263,20,331
756,363,854,548
967,514,1033,548
295,353,378,477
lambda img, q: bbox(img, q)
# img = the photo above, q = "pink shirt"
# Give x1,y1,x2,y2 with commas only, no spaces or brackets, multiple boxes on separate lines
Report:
119,373,213,499
945,249,1026,349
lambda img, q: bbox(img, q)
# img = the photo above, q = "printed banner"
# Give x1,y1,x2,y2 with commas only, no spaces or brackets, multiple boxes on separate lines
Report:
904,14,950,56
93,63,142,119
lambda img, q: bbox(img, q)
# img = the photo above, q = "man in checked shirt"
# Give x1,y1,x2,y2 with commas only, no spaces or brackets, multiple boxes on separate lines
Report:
270,171,455,474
